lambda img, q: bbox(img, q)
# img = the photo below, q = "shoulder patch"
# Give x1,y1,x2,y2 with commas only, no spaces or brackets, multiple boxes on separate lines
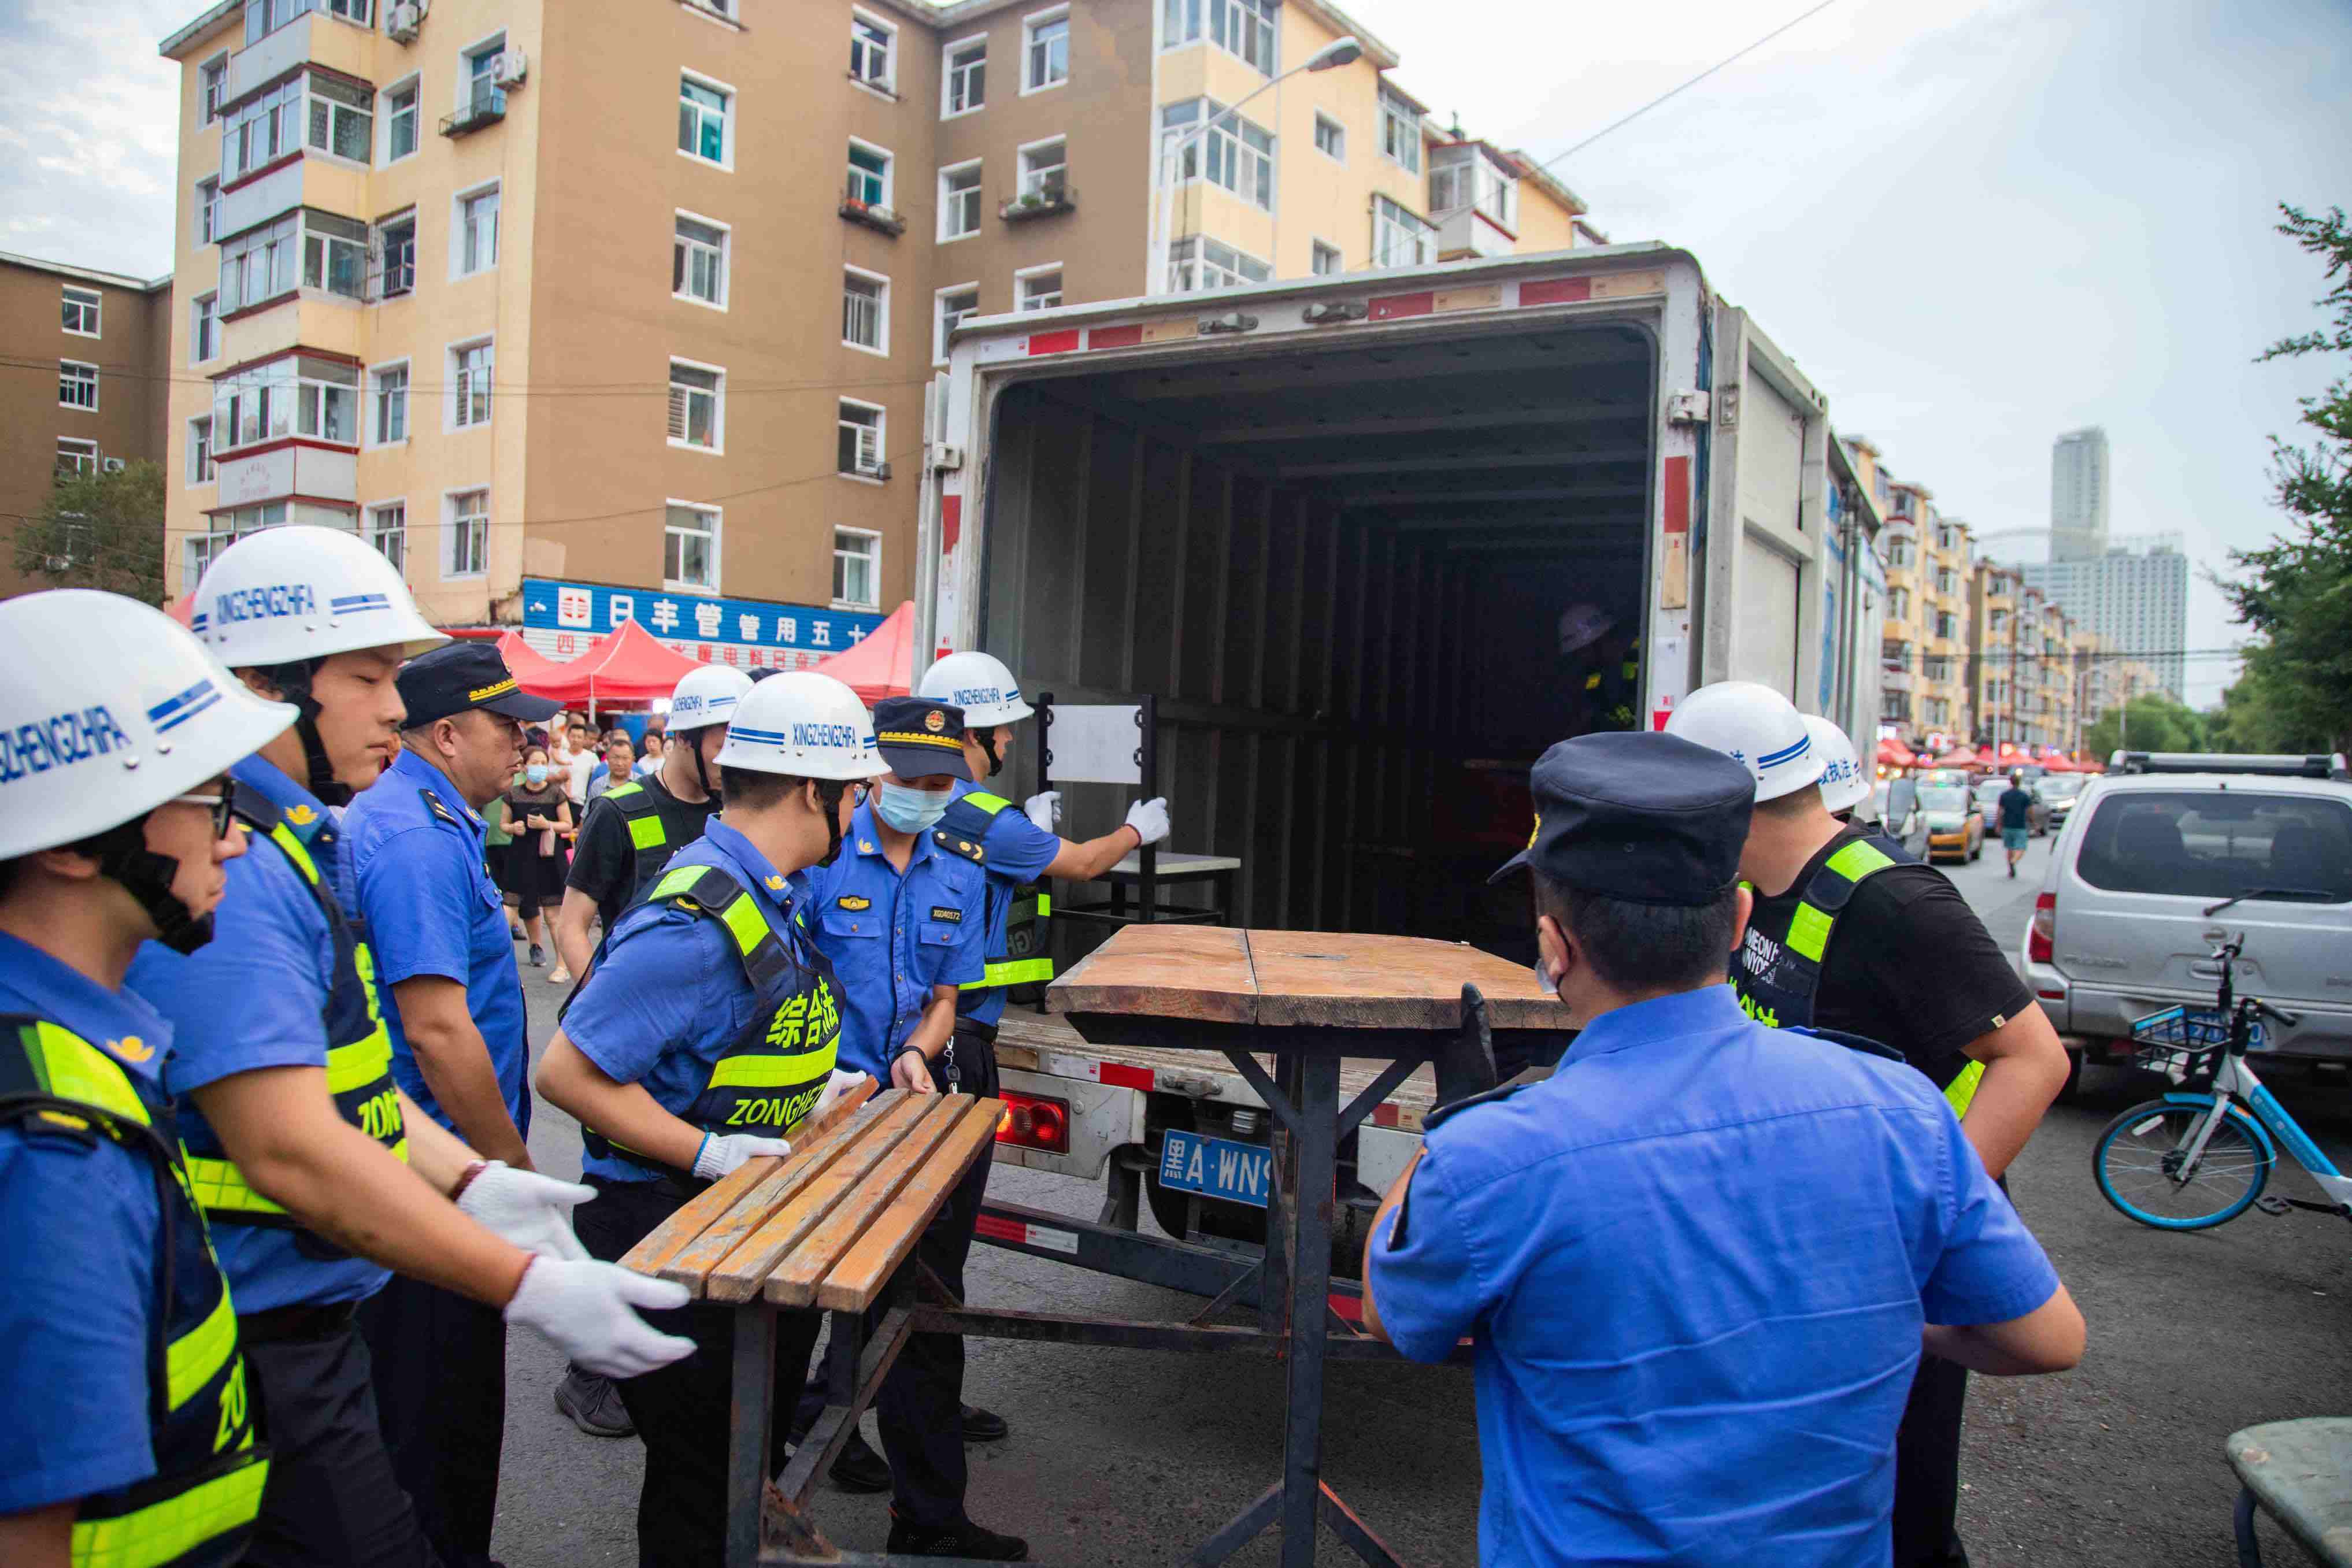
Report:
931,829,987,865
1420,1078,1538,1134
418,788,465,829
836,894,872,911
928,905,962,924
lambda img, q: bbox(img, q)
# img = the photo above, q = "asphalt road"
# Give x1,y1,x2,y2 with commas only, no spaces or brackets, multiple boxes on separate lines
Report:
487,837,2352,1567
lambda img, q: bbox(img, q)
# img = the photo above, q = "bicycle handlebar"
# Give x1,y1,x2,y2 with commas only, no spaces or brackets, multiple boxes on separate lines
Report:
2255,998,2302,1028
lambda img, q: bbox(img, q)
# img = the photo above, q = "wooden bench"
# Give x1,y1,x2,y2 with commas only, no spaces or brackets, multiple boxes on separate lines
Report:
621,1081,1005,1566
2229,1419,2352,1567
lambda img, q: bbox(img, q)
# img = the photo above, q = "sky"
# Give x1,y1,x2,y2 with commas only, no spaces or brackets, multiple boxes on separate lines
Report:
5,0,2347,705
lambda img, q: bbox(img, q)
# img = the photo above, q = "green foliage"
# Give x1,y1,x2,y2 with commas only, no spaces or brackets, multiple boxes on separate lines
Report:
2083,693,2210,759
14,459,168,605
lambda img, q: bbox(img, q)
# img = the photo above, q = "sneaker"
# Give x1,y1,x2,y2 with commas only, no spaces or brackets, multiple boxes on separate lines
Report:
828,1429,891,1494
886,1513,1027,1562
961,1403,1009,1443
548,966,572,985
554,1369,634,1438
528,943,546,968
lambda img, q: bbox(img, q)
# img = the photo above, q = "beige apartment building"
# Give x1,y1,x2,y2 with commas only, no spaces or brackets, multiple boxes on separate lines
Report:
158,0,1591,654
0,252,173,598
1877,477,1972,744
1971,559,2157,758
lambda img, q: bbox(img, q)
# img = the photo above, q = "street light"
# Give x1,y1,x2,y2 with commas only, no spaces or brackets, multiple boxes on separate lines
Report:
1148,35,1364,297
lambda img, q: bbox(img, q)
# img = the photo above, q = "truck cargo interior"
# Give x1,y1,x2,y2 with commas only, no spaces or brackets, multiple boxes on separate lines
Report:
976,317,1657,963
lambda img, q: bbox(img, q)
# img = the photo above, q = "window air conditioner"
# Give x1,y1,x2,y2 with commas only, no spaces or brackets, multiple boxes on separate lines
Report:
494,49,528,87
870,461,892,481
386,2,421,41
102,457,126,473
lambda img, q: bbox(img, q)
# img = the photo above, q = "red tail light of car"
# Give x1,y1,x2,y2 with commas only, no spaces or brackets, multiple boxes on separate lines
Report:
2028,891,2056,965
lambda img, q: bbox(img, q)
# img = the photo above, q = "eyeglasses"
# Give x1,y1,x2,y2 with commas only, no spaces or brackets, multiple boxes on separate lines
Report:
167,791,239,840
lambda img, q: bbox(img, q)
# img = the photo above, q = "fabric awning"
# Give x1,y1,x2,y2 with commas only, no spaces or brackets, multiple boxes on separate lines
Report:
811,601,916,705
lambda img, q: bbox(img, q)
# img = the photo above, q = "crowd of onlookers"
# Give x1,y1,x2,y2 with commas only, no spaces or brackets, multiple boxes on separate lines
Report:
484,712,666,982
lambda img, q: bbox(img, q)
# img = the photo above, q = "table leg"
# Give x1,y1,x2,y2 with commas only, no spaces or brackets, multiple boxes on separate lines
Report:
1278,1053,1341,1567
727,1304,777,1568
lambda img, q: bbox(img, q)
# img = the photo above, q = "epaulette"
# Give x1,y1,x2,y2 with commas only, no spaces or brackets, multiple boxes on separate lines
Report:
231,781,282,833
931,829,987,866
1420,1078,1539,1133
418,787,466,830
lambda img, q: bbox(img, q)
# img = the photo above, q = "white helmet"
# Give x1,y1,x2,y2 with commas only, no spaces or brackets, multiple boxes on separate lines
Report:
192,524,446,669
917,651,1034,727
668,665,753,733
1557,603,1618,657
0,591,295,859
1803,715,1870,814
1664,681,1825,803
714,672,886,781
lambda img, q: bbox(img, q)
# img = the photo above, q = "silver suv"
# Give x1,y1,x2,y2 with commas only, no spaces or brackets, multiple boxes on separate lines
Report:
2020,752,2352,1089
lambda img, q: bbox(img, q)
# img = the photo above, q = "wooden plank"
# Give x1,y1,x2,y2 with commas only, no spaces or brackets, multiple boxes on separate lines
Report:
803,1099,1002,1311
1247,929,1554,1030
760,1094,972,1307
651,1088,899,1292
1046,924,1256,1024
618,1078,881,1278
703,1096,933,1303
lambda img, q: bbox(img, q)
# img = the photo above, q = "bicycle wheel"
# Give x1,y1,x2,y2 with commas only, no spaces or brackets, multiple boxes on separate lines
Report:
2092,1099,2271,1230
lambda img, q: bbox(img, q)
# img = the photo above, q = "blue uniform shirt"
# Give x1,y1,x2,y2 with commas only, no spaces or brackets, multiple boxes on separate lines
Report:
0,933,176,1514
805,802,987,1078
344,748,532,1140
948,780,1061,1028
127,754,390,1313
561,820,818,1184
1368,984,2060,1567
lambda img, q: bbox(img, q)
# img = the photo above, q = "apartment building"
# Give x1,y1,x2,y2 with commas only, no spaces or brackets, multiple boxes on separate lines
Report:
1876,478,1972,744
1,252,174,598
158,0,1590,660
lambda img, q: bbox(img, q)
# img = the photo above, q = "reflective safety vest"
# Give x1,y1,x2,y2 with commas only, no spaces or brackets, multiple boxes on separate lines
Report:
577,862,843,1173
182,792,408,1240
1730,835,1985,1117
595,781,686,908
1583,640,1642,732
936,791,1053,1006
0,1016,268,1568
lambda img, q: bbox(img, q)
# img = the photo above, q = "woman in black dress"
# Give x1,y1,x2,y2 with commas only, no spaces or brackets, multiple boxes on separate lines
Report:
505,746,573,972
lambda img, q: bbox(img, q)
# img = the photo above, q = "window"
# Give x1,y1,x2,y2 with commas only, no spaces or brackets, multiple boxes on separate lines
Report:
60,361,98,411
1935,611,1959,642
1380,87,1421,173
367,502,406,574
324,0,372,23
1936,566,1957,594
454,184,499,276
665,503,720,590
1017,268,1061,311
223,79,302,181
220,216,298,312
1429,144,1516,229
833,528,879,608
308,75,372,161
1890,587,1911,618
939,162,982,239
62,287,100,337
196,177,220,246
209,354,359,451
450,340,494,429
1311,240,1341,276
1313,112,1344,161
57,437,98,476
1164,0,1276,73
934,285,979,365
847,141,891,207
1161,99,1272,210
836,400,884,477
1371,195,1434,268
190,292,219,364
302,212,368,298
446,488,488,577
842,269,886,353
1167,235,1268,292
201,54,228,124
371,362,409,444
850,12,895,91
673,214,728,307
1019,138,1066,199
374,211,416,298
678,74,731,165
943,36,985,116
1024,9,1069,91
668,361,723,451
384,79,419,161
189,417,216,483
464,35,506,114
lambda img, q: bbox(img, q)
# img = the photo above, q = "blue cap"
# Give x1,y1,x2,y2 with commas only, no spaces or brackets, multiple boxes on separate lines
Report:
872,696,973,782
1489,731,1755,905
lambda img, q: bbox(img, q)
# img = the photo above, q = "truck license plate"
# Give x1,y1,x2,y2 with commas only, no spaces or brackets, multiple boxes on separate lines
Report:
1158,1129,1272,1209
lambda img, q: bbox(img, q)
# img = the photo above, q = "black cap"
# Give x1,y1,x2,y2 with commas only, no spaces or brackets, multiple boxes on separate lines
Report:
397,640,562,728
1489,731,1755,906
872,696,973,782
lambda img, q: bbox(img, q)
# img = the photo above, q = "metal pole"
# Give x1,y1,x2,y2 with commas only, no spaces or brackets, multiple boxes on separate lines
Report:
1277,1053,1341,1566
726,1305,778,1568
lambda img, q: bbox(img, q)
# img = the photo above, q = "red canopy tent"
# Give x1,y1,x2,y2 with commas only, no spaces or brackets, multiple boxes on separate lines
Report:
811,601,915,705
2039,753,2077,773
1935,745,1984,769
523,618,703,709
495,630,566,689
1876,737,1918,769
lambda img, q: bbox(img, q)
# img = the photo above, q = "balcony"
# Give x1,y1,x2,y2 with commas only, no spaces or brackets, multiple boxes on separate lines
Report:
840,182,907,237
1000,178,1076,223
1882,669,1913,693
440,85,506,138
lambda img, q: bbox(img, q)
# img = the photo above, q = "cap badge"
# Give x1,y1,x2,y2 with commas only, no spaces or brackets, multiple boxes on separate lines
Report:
923,709,946,733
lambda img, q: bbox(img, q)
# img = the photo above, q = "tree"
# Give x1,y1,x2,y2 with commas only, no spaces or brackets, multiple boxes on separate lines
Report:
13,459,168,605
2083,692,2209,759
2216,204,2352,755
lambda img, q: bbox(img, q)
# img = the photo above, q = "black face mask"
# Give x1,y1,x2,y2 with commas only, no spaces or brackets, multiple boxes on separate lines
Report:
88,818,214,955
976,728,1004,779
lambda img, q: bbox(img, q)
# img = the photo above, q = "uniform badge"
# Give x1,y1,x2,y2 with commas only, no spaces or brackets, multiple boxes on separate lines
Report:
284,803,318,826
929,906,962,923
923,709,946,733
838,894,872,911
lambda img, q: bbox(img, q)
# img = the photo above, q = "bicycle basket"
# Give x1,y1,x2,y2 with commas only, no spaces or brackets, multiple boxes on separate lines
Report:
2128,1004,2232,1072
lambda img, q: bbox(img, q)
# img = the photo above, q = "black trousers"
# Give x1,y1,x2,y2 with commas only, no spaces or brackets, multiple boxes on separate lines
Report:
354,1275,508,1568
238,1309,440,1568
576,1175,826,1568
1892,1351,1971,1567
874,1022,1000,1529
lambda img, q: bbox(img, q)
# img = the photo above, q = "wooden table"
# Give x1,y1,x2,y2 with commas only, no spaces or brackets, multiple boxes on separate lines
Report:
621,1083,1004,1567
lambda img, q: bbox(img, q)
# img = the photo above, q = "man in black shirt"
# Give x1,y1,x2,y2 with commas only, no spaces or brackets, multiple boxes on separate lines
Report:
1997,772,2035,878
1669,681,2070,1568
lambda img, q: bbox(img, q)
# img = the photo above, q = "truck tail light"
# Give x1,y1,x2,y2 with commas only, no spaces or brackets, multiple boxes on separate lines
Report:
995,1089,1069,1154
2028,891,2056,965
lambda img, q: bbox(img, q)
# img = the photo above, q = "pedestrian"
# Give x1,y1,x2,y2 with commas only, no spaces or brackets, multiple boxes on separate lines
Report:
801,695,1026,1560
124,527,692,1568
0,591,294,1568
1998,770,2035,878
534,671,884,1568
588,731,636,802
634,723,666,779
560,716,598,809
1668,681,2074,1568
1556,602,1643,733
502,746,575,973
1362,728,2084,1566
483,777,528,940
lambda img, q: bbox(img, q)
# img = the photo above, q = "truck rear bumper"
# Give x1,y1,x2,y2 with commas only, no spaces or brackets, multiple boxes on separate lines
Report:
2053,982,2352,1063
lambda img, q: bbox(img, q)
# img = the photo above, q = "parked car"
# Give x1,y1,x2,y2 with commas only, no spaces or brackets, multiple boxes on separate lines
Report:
2020,751,2352,1096
1864,777,1932,861
1974,778,2010,836
2032,773,2087,831
1916,781,1984,863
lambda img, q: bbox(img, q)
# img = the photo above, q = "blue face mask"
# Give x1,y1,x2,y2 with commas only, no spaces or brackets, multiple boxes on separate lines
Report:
874,781,953,834
524,765,549,787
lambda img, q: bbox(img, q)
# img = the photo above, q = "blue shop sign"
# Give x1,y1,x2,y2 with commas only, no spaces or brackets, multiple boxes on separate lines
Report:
521,578,883,655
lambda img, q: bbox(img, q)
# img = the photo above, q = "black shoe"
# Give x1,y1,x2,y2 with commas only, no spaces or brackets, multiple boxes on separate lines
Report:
887,1514,1028,1561
528,943,546,966
961,1403,1009,1443
828,1428,891,1493
554,1368,634,1438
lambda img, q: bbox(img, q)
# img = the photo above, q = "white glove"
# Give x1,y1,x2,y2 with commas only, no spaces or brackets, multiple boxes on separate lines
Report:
810,1068,872,1123
692,1130,791,1181
1124,797,1171,847
1024,790,1062,833
456,1162,591,1261
503,1258,694,1379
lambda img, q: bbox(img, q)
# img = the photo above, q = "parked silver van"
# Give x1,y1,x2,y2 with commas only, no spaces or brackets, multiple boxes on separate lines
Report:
2020,752,2352,1092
